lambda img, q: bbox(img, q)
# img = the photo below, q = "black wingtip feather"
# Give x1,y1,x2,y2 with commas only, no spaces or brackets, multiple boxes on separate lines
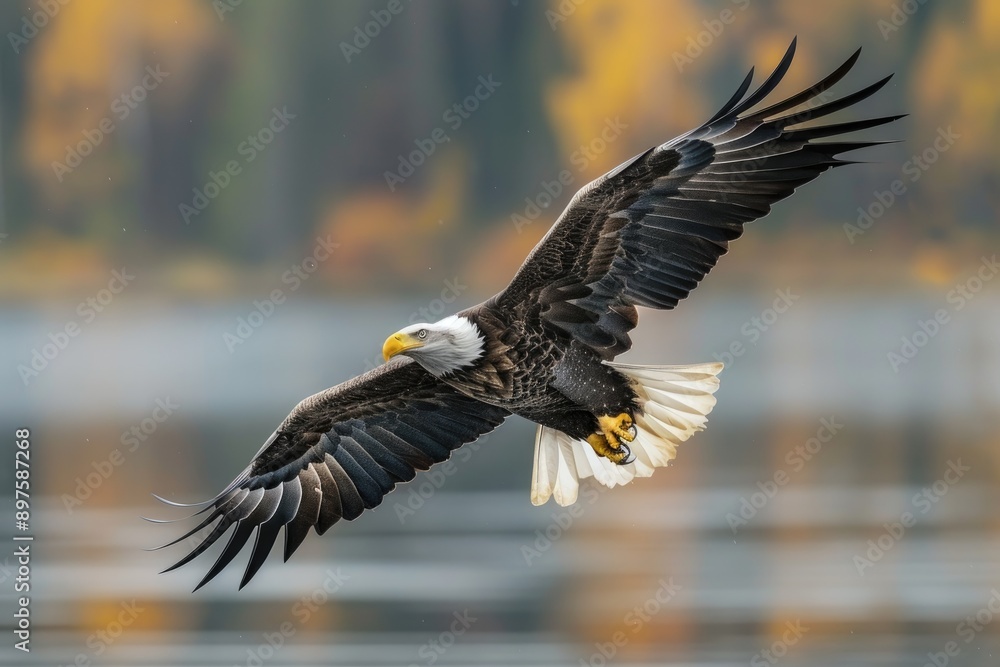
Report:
240,521,282,589
151,493,215,508
156,362,510,589
704,66,755,126
750,45,864,121
283,467,321,559
724,37,798,119
159,517,232,574
784,114,907,141
148,490,248,552
774,74,896,128
161,486,264,575
283,522,313,562
192,520,256,591
810,140,901,158
142,500,220,524
194,486,282,590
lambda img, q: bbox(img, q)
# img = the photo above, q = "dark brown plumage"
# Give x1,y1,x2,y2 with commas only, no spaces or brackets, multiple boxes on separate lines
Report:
153,38,901,590
153,359,508,590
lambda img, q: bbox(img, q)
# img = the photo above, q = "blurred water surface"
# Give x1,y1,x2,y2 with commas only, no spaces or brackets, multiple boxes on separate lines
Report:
2,295,998,666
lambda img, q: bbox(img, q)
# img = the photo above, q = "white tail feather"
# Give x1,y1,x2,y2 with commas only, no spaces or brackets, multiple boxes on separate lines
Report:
529,362,723,506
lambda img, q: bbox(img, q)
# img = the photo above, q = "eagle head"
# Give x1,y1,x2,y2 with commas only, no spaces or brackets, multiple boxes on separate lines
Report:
381,315,484,377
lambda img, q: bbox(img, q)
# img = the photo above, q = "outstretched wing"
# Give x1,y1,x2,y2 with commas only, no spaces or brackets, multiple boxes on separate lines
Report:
494,38,902,359
152,358,509,590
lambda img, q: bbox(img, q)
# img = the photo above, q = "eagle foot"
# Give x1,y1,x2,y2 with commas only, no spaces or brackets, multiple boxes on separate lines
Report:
598,413,637,447
588,413,637,466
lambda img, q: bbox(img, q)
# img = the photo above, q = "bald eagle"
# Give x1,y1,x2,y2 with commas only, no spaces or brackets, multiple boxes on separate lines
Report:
154,39,900,590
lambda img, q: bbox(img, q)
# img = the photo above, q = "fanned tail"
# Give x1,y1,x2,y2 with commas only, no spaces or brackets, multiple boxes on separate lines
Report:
530,362,723,506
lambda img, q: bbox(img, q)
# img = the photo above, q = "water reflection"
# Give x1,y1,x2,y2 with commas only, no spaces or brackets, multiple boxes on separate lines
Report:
3,296,999,666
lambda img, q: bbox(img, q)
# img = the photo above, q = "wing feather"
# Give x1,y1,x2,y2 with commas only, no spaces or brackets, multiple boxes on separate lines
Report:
239,480,297,589
313,458,345,532
493,38,902,358
154,358,508,589
284,468,321,560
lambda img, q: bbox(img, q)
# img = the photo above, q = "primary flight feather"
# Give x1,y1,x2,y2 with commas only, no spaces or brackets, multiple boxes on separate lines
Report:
154,38,901,590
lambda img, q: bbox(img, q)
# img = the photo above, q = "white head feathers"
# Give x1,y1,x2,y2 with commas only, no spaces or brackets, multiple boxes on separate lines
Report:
396,315,485,377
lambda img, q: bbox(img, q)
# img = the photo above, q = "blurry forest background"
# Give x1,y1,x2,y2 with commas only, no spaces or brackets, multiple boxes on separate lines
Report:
2,1,1000,666
2,0,997,295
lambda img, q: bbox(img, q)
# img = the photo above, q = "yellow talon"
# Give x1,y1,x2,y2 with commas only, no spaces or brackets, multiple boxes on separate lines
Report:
588,413,637,465
587,433,631,464
598,413,636,448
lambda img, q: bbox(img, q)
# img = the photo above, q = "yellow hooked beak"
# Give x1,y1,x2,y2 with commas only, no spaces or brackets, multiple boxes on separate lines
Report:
382,331,424,361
